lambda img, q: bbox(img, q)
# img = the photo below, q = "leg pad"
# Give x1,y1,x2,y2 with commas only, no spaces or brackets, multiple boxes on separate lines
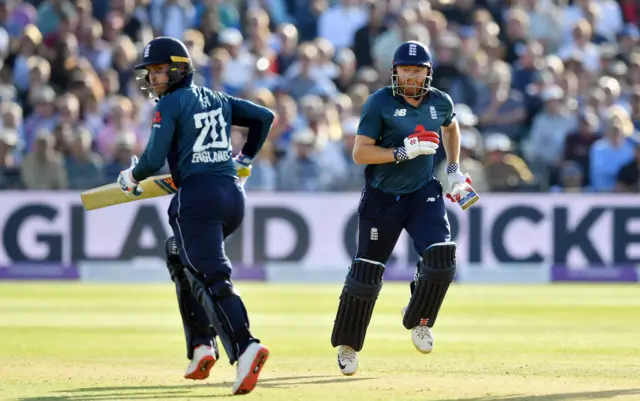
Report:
165,237,218,360
402,242,456,329
330,259,385,352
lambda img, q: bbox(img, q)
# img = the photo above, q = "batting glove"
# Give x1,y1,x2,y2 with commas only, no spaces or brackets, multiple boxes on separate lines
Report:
118,156,143,196
445,163,472,202
395,131,439,162
233,153,252,186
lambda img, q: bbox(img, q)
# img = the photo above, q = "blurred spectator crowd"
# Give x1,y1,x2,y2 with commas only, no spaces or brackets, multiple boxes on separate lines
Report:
0,0,639,193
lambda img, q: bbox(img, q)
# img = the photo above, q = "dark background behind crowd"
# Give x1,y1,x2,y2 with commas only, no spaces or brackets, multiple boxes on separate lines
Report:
0,0,638,193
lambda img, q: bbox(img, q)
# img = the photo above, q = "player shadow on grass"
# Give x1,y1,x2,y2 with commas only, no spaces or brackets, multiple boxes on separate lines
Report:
17,375,374,400
447,388,640,401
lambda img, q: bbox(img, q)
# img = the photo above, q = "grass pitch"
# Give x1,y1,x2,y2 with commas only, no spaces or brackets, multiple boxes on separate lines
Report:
0,282,639,401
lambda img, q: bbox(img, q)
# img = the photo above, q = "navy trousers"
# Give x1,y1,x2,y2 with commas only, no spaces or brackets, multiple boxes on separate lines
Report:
356,179,451,265
168,175,245,282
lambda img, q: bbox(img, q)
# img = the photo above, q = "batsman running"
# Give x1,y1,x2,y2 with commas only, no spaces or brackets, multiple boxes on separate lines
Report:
331,40,478,375
117,37,274,395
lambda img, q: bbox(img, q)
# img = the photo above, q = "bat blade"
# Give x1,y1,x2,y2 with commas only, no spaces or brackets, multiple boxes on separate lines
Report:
80,174,177,211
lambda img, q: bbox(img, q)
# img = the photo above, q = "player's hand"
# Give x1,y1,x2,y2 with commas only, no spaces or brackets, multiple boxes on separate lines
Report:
118,156,143,197
445,164,472,202
403,131,439,159
233,152,253,186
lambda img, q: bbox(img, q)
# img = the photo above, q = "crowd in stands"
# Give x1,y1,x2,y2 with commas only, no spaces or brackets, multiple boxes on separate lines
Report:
0,0,638,193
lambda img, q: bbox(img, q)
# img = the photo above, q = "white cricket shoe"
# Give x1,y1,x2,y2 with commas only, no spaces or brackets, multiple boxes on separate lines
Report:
337,345,358,376
232,342,270,395
401,306,434,354
184,345,216,380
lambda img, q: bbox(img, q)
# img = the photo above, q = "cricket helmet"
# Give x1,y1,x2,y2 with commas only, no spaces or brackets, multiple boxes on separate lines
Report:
134,36,194,98
391,40,433,97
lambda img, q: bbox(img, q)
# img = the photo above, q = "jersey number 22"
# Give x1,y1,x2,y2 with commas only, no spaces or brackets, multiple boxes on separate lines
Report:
193,109,229,152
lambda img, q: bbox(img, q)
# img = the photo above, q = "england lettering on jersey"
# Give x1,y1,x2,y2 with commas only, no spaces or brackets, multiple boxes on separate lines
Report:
192,150,231,163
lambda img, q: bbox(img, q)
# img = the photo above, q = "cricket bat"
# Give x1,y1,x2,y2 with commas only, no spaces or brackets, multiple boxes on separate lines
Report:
81,174,177,211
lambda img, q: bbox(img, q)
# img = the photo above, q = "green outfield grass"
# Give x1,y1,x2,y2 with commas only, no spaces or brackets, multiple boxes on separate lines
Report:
0,282,639,401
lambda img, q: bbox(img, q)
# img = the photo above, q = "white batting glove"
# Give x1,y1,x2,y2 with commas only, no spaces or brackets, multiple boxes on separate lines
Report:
445,163,472,202
395,131,439,162
118,156,143,196
233,152,252,187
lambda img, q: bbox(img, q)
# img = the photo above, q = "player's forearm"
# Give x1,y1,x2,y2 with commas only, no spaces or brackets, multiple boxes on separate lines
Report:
442,120,460,164
132,152,164,182
229,96,275,158
132,133,172,181
352,144,396,165
239,108,275,158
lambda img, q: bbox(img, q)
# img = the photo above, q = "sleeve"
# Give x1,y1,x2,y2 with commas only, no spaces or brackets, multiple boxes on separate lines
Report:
225,94,275,159
132,97,177,182
357,94,383,140
589,143,603,191
441,92,456,127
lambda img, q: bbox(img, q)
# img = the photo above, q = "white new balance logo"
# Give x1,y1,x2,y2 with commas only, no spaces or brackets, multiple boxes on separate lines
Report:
394,109,406,117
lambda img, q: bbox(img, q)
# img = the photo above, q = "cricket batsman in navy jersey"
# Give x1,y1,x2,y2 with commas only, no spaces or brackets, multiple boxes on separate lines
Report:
331,40,477,375
116,37,274,395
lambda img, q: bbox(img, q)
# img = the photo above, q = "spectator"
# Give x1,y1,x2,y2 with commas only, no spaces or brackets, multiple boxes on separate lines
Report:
616,137,640,192
0,128,21,189
557,19,601,73
105,131,136,182
280,43,337,101
475,60,527,139
277,128,328,191
23,85,58,151
501,7,530,65
352,1,388,69
150,0,195,39
218,28,255,95
524,85,577,180
590,110,636,191
511,40,543,94
95,96,143,157
518,0,562,53
20,130,67,189
550,160,589,193
563,108,600,186
317,0,367,51
484,133,535,192
65,127,105,189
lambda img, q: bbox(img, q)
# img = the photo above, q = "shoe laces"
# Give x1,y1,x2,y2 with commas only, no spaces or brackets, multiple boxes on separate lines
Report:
339,347,357,363
414,325,432,341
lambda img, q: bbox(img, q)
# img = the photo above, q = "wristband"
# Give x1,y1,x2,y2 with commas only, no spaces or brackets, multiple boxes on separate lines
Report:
446,163,460,174
236,152,253,166
394,147,409,163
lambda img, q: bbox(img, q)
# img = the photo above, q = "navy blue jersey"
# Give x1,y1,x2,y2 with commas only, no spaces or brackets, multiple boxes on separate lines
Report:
132,83,274,187
358,86,455,195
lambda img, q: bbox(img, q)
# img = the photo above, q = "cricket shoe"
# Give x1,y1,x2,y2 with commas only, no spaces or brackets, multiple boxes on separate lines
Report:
184,345,216,380
232,342,270,395
401,306,434,354
337,345,358,376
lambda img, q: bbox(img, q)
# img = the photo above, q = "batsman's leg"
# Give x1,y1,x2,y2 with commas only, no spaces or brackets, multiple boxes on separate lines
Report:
403,180,455,353
165,236,219,380
331,187,403,375
170,182,268,395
